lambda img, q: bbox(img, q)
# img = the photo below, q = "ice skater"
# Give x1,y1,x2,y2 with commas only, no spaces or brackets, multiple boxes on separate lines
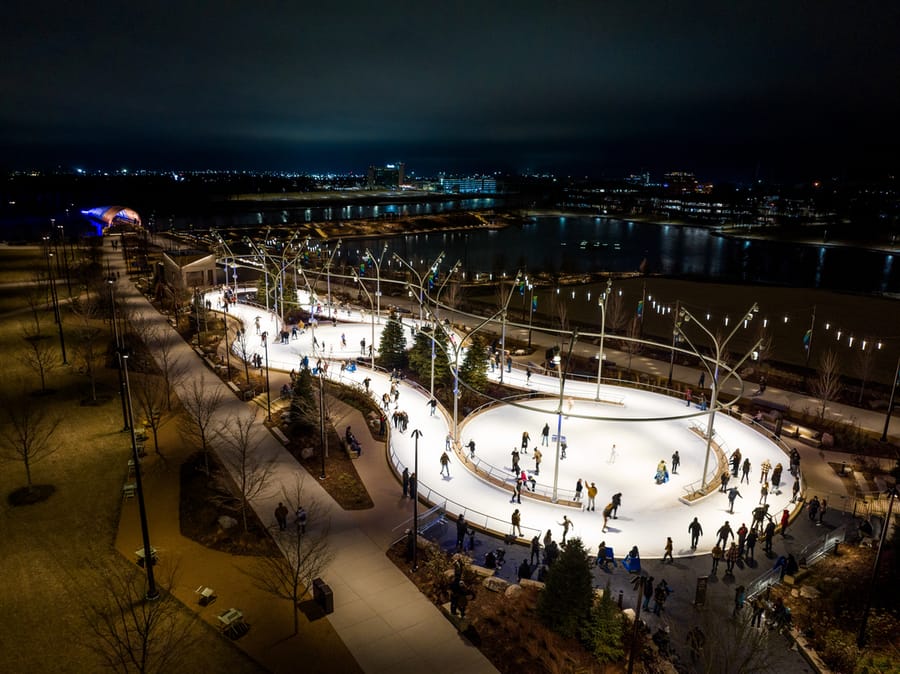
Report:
671,450,680,474
541,422,550,446
655,460,669,484
608,443,617,463
558,515,573,545
520,430,530,453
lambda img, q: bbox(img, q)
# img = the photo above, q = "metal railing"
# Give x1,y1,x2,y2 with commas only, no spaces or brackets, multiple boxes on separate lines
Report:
387,441,543,540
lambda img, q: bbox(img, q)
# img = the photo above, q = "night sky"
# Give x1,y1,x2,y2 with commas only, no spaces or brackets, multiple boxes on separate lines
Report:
2,1,898,181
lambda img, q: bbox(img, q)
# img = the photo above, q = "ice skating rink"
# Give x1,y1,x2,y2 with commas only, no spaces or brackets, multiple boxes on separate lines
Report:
209,289,796,558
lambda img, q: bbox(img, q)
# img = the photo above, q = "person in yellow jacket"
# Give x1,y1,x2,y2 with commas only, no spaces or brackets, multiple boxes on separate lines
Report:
585,481,598,511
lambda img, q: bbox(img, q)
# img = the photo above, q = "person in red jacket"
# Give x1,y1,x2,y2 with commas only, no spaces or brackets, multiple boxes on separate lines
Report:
780,508,791,537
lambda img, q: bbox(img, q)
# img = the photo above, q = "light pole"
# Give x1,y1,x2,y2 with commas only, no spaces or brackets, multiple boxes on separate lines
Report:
392,251,445,323
318,370,327,480
121,350,160,600
222,311,232,379
881,355,900,442
856,485,897,647
46,248,67,364
428,261,462,397
667,299,681,388
263,333,271,422
324,239,342,319
499,271,524,385
411,428,422,572
108,278,130,431
552,330,579,503
675,304,761,492
352,271,377,369
526,280,535,348
595,278,613,399
365,244,389,324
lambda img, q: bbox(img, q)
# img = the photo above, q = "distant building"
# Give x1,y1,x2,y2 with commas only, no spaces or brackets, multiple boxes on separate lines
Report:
161,249,218,291
367,163,405,189
438,175,498,194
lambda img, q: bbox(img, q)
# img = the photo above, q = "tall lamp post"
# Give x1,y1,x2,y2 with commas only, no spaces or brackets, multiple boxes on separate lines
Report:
121,350,160,600
499,271,524,385
595,278,613,400
108,278,130,431
428,261,462,397
411,428,422,572
675,304,761,492
365,244,389,324
352,271,377,369
552,330,579,503
392,251,445,323
46,248,67,364
263,333,271,422
880,355,900,442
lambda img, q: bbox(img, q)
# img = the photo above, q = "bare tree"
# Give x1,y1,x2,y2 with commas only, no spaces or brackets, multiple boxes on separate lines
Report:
605,291,628,337
24,271,50,336
243,477,333,635
669,610,778,674
179,374,225,475
215,411,276,532
131,373,170,455
134,316,186,411
70,297,106,403
235,327,253,389
81,558,198,674
0,387,62,489
621,316,644,371
813,349,843,420
21,326,61,394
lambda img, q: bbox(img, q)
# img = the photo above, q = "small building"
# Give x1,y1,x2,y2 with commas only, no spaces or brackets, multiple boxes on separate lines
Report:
161,249,218,291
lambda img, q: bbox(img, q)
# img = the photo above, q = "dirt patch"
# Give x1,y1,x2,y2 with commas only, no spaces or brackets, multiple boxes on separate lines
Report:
767,545,900,673
284,422,375,510
178,451,280,557
7,484,56,506
385,540,625,674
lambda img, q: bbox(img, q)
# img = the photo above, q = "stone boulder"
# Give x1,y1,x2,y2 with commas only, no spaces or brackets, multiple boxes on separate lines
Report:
483,576,510,593
218,515,238,530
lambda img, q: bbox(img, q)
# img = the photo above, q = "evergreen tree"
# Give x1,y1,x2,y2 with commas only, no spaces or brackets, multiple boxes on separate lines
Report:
288,368,317,434
408,326,451,386
580,580,625,663
377,318,408,370
458,334,489,393
537,537,593,638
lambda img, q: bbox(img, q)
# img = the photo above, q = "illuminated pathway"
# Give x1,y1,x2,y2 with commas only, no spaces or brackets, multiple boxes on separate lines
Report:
208,289,797,558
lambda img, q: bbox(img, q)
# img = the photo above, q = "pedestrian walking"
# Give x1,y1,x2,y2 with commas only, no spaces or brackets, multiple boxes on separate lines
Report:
541,422,550,446
688,517,703,549
511,509,523,537
763,520,776,553
295,506,307,534
402,467,410,497
818,497,827,525
745,529,758,560
671,450,680,474
533,447,542,474
586,481,597,511
642,575,655,610
698,371,706,389
526,365,532,384
727,487,743,513
780,508,790,536
611,492,622,518
653,579,671,615
725,542,740,574
710,544,723,574
716,521,734,549
409,472,417,500
456,514,467,551
530,535,541,565
737,522,748,556
596,541,609,569
807,495,820,522
733,585,746,617
274,502,289,531
440,451,451,477
750,596,765,627
791,477,800,503
685,387,693,406
662,536,674,563
559,515,573,544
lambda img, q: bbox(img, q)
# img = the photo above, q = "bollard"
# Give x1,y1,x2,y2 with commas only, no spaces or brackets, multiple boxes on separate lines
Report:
618,590,624,609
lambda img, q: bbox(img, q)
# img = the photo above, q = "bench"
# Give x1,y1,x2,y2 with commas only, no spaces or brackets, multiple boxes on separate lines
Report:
195,586,217,606
796,427,822,448
270,427,289,445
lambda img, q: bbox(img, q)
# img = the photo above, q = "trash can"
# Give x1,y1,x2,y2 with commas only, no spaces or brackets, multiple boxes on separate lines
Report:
312,577,333,614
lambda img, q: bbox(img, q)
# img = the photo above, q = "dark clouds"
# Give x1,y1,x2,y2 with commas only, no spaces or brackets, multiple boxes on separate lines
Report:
2,1,897,180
